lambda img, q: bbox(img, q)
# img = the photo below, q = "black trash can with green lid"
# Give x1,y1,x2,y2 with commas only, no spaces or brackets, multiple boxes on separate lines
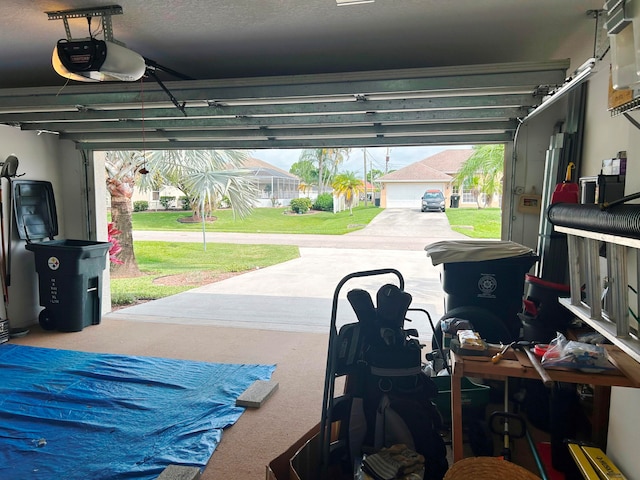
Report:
425,240,538,340
14,180,111,332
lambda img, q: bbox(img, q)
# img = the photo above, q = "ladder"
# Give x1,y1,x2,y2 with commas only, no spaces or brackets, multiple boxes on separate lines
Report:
555,225,640,363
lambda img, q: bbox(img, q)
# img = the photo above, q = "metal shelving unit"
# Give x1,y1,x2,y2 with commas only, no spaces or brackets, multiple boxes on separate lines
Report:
556,225,640,364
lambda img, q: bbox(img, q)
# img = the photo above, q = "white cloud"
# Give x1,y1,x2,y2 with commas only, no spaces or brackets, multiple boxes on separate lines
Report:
246,146,472,175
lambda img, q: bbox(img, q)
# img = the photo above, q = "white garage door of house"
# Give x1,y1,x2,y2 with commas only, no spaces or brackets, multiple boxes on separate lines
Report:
386,183,443,209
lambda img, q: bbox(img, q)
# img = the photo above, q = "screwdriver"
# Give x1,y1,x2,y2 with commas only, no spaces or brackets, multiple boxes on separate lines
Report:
491,342,514,364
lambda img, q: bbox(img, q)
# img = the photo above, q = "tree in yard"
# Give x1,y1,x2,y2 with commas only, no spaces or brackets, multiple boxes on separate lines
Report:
297,182,313,196
107,149,257,276
141,149,257,221
331,171,363,215
289,159,318,186
105,151,145,277
453,144,505,208
367,168,384,185
298,148,350,194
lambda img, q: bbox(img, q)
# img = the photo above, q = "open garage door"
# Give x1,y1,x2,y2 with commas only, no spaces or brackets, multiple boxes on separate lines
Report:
0,61,568,151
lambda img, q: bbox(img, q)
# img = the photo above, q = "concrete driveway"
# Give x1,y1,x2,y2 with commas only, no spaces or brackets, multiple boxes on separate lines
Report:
107,209,467,339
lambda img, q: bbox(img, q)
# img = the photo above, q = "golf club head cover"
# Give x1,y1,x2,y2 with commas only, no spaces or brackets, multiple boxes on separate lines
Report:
347,289,377,339
376,284,412,330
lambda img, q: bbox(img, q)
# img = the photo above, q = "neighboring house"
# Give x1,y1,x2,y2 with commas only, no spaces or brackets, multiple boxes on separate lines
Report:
131,156,301,209
242,157,301,207
378,149,473,209
131,184,184,211
360,181,378,203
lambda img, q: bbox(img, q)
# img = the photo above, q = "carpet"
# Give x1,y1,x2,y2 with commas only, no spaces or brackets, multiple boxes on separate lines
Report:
0,344,275,479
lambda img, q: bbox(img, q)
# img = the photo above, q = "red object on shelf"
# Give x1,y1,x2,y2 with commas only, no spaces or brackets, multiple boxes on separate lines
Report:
551,162,579,204
534,344,549,358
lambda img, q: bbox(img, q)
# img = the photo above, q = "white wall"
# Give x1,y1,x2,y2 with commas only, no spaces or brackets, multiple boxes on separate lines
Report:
0,126,107,332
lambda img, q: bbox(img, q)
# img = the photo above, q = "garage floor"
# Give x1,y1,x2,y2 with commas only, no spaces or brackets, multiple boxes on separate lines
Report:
11,319,329,480
10,318,558,479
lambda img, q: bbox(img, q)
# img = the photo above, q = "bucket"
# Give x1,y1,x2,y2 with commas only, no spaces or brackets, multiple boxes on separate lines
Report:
520,274,572,343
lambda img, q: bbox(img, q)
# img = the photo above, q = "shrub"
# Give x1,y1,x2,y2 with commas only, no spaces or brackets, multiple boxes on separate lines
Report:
133,200,148,212
159,196,174,210
179,196,190,210
313,193,333,211
107,222,123,265
290,197,312,214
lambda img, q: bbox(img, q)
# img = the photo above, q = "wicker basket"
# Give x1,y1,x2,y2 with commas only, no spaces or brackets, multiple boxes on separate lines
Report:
443,456,542,480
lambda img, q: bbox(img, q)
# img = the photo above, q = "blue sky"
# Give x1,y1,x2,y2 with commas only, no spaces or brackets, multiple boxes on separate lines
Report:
248,145,472,175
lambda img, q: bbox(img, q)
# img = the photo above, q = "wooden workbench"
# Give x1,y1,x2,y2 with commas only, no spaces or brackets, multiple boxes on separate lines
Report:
449,345,640,462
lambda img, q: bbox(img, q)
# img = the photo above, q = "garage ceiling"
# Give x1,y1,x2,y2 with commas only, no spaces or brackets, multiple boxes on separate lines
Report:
0,1,603,150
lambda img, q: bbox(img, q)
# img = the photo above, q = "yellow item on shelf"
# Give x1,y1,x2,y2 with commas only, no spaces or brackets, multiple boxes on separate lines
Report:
457,330,486,351
567,443,600,480
581,446,628,480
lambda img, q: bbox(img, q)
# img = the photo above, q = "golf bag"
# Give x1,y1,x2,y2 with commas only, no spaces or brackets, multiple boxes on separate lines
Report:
333,284,448,480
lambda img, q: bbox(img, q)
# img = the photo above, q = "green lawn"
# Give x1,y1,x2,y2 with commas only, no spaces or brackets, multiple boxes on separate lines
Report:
110,241,299,305
130,205,382,235
445,208,501,239
110,205,380,306
110,205,500,306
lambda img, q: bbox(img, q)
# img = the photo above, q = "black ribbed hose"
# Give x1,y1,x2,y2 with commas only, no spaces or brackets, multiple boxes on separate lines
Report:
547,203,640,238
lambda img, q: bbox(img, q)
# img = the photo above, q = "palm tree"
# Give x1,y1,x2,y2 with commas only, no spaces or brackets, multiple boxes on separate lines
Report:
105,151,145,277
367,168,384,185
297,182,313,196
326,148,350,184
289,159,318,186
453,144,504,208
298,148,350,194
331,171,363,215
142,150,257,221
107,149,257,275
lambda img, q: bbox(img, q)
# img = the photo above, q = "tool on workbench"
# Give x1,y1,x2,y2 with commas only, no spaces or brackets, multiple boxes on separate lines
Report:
516,341,554,387
491,341,515,364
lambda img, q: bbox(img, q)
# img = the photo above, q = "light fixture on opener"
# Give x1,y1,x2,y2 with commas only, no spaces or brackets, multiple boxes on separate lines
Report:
47,5,192,115
47,5,146,82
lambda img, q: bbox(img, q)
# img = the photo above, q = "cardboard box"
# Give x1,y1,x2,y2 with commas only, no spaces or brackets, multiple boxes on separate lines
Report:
266,424,319,480
266,422,342,480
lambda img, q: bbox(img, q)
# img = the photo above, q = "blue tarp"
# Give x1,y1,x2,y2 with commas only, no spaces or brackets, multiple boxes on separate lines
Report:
0,344,275,479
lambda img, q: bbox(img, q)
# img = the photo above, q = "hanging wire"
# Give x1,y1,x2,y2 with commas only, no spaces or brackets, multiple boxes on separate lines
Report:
592,10,599,59
139,77,149,175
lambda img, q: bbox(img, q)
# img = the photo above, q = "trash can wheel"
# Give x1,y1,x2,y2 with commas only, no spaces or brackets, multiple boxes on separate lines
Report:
38,309,57,331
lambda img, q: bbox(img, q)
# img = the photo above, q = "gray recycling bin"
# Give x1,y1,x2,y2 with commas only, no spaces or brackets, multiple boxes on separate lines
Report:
13,180,111,332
